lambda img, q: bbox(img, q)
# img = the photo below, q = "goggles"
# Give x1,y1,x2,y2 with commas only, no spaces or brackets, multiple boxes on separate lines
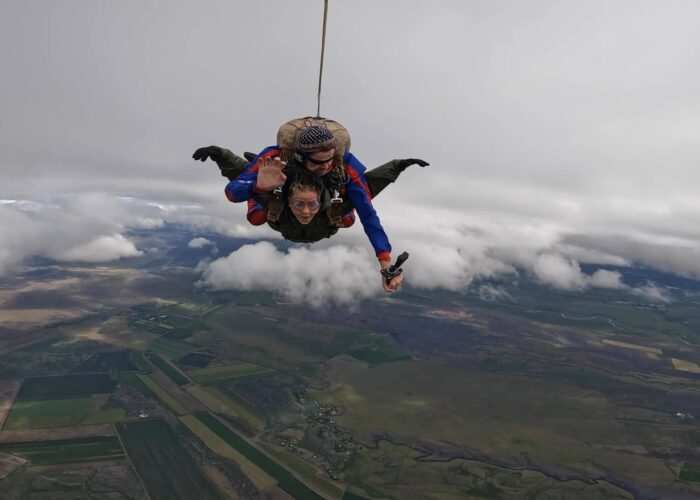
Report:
306,154,334,166
289,199,321,211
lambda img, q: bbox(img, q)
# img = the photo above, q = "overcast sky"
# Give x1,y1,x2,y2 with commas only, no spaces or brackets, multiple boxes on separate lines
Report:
2,0,700,304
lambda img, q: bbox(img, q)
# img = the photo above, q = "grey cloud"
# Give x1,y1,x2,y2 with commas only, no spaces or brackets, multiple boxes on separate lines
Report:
632,282,672,304
2,0,700,302
477,285,513,303
0,195,156,275
564,234,700,280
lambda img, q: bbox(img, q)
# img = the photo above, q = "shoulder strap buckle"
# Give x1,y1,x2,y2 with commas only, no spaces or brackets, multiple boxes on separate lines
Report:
328,190,343,226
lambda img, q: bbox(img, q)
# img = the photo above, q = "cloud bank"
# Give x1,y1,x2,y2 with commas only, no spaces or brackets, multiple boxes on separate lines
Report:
0,195,154,275
198,242,378,307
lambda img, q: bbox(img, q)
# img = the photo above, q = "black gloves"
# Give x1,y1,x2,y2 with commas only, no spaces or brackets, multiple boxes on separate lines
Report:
192,146,223,163
397,158,429,171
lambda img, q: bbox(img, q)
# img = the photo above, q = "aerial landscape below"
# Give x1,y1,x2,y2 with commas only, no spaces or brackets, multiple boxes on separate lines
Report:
0,224,699,499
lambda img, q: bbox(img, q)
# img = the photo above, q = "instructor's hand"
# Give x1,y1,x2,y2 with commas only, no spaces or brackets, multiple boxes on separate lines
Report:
397,158,429,169
256,156,287,192
193,146,223,162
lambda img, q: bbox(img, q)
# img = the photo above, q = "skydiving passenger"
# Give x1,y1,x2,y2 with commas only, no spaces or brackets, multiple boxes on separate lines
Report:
193,126,428,292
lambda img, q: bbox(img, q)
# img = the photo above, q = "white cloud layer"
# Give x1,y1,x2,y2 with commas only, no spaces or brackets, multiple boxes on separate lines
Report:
188,237,212,249
0,191,679,306
52,234,142,262
0,195,154,275
198,242,378,307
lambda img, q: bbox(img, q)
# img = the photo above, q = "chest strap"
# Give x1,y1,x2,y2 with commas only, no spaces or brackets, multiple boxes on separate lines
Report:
266,188,284,223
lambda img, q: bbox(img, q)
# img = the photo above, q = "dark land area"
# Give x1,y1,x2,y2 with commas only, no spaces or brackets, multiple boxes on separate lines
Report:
1,224,699,499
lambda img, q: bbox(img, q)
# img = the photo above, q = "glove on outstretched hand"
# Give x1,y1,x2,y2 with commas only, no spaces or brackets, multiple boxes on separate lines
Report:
397,158,429,171
192,146,223,162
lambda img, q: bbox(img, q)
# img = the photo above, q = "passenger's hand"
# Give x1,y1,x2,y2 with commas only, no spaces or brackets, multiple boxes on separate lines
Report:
381,272,404,293
379,259,404,293
256,156,287,192
193,146,223,162
397,158,429,170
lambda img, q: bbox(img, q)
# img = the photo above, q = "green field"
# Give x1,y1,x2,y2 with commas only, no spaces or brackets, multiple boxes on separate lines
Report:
164,327,196,340
0,436,124,465
194,412,323,499
4,395,126,429
680,463,700,482
135,374,188,415
342,492,371,500
346,333,411,366
260,443,343,497
71,351,138,373
116,419,222,500
147,353,190,385
347,347,410,366
196,386,265,431
344,440,632,499
209,291,276,305
178,352,214,368
16,374,117,401
118,372,159,400
131,319,173,334
179,414,277,491
148,337,196,360
188,363,274,384
128,350,153,372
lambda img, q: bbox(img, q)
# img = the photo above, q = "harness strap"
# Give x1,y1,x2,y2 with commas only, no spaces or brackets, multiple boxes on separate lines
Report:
266,188,284,223
327,189,343,227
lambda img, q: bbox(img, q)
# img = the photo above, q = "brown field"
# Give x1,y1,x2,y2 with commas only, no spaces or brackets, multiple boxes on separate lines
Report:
179,415,277,491
203,464,240,499
0,277,82,298
0,424,115,443
58,266,141,277
0,309,84,326
0,328,64,356
149,371,201,413
602,339,663,355
0,450,26,479
5,461,147,499
74,317,159,351
671,357,700,374
185,385,240,420
0,379,21,429
185,385,264,431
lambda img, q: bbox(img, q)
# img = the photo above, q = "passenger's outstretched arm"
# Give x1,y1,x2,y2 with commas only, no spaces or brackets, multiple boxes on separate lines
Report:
343,153,405,292
224,146,280,203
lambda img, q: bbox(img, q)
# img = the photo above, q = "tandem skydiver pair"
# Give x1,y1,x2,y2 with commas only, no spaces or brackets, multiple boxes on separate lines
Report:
193,120,428,292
